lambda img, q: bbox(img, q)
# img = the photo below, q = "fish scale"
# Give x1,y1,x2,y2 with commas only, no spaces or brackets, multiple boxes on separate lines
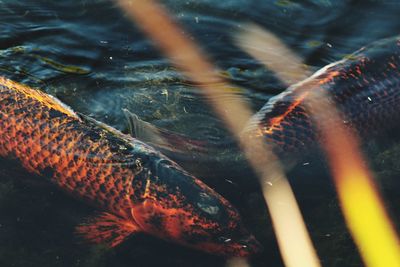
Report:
0,77,138,218
0,76,260,257
246,36,400,156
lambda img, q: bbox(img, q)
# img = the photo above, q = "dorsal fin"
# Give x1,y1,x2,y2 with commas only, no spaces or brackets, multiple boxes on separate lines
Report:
123,109,210,157
0,76,79,119
122,108,168,146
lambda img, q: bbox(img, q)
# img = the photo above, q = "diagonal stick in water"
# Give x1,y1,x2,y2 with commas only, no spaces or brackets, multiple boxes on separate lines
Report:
236,23,312,85
115,1,321,267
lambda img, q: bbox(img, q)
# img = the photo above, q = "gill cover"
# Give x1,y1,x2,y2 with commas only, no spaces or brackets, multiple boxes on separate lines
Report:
130,152,261,256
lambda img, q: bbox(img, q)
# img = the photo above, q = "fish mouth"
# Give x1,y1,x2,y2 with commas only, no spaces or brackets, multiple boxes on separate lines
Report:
201,234,263,257
233,234,263,257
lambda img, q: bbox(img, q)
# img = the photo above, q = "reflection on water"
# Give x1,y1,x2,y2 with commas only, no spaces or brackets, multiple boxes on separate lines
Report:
1,1,400,267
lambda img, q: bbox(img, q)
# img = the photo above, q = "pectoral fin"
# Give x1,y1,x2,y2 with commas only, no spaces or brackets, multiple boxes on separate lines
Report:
76,212,140,247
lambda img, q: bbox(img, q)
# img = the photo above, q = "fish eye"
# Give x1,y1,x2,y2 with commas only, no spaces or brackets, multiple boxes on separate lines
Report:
197,201,220,215
196,192,221,216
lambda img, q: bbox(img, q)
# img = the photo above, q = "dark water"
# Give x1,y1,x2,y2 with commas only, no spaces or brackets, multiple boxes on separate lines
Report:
1,0,400,266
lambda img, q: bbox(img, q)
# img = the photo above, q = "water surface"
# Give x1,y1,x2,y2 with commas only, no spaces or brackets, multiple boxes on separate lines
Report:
1,1,400,266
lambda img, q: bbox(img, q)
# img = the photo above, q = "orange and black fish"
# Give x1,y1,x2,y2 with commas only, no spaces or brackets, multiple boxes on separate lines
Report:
0,76,261,256
244,36,400,157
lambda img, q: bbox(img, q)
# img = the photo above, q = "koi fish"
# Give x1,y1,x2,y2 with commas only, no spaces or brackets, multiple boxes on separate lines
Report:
245,36,400,156
0,76,261,256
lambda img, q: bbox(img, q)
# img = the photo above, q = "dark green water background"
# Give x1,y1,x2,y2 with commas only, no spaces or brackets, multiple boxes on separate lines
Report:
1,0,400,266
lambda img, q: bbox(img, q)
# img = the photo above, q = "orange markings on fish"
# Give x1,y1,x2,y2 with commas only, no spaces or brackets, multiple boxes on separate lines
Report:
0,76,261,257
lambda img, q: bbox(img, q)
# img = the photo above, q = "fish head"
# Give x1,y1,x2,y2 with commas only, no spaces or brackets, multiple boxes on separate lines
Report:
130,152,261,257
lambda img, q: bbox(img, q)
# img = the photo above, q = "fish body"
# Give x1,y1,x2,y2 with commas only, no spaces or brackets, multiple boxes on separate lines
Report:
0,77,260,256
245,36,400,156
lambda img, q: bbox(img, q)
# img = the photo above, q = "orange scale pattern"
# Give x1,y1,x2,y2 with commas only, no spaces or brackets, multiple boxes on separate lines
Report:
0,76,139,219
